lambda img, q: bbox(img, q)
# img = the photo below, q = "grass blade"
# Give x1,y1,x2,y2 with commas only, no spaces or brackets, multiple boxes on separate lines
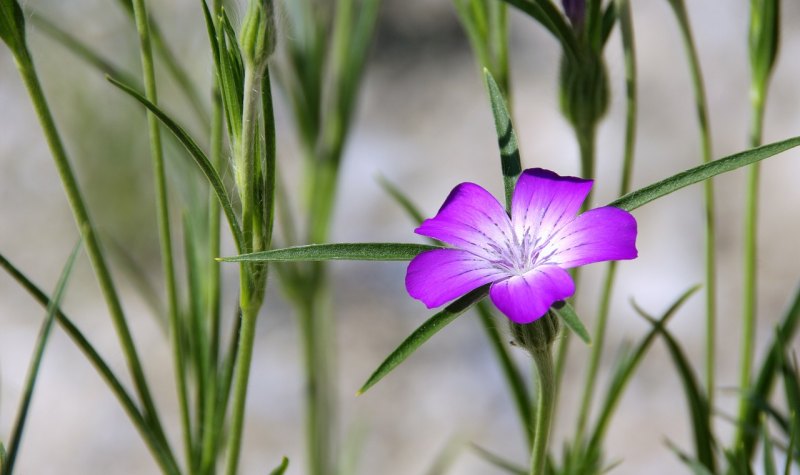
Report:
357,285,490,395
268,457,289,475
219,243,441,262
0,252,177,474
4,241,81,474
107,75,244,252
609,136,800,212
470,443,527,475
551,301,591,344
762,419,778,475
483,68,521,210
589,286,700,451
635,305,716,472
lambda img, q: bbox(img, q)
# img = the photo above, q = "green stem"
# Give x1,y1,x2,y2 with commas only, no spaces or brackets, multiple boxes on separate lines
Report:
574,0,638,439
130,0,192,470
737,82,766,436
668,0,716,414
530,348,556,475
12,47,175,469
200,1,225,472
224,59,266,475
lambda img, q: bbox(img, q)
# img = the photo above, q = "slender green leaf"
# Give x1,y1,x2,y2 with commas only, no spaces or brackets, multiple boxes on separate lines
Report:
500,0,578,59
762,418,778,475
30,15,139,87
0,252,175,474
738,282,800,459
483,68,521,210
220,243,440,263
635,305,716,472
268,456,289,475
424,435,467,475
665,440,715,475
785,423,797,474
589,286,700,451
600,1,617,46
358,285,490,395
377,176,426,224
551,301,590,344
4,241,81,474
780,352,800,445
106,75,243,252
469,443,526,475
610,136,800,211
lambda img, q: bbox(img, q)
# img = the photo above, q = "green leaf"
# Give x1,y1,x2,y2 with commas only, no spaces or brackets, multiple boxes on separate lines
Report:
665,440,715,475
762,418,778,475
0,0,26,57
469,443,527,475
635,305,716,472
500,0,578,59
589,286,700,451
610,136,800,212
551,301,591,344
737,282,800,460
268,456,289,475
219,243,441,263
483,68,521,211
0,251,175,473
106,75,244,252
357,285,490,395
4,240,82,474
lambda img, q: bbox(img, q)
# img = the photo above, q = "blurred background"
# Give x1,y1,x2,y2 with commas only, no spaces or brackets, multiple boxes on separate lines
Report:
1,0,800,473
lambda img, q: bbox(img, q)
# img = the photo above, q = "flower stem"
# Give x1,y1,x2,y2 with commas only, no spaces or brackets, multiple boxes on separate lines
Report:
224,62,266,475
530,348,556,475
130,0,192,470
12,45,177,474
667,0,716,413
737,81,766,438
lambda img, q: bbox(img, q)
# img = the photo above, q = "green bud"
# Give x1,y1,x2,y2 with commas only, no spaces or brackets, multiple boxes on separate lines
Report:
0,0,28,58
240,0,276,73
558,51,610,131
749,0,780,90
509,310,561,354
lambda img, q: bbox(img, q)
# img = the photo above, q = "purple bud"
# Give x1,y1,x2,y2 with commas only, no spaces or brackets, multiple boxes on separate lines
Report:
562,0,586,29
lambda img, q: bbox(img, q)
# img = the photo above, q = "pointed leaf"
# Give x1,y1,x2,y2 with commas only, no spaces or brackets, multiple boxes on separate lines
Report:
589,285,700,450
610,136,800,211
483,68,521,210
635,305,716,472
4,240,82,474
358,285,490,395
106,75,243,252
469,443,527,475
220,243,441,263
551,301,591,344
268,456,289,475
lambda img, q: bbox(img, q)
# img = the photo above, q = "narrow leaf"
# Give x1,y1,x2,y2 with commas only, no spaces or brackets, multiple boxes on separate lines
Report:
589,286,700,450
635,306,716,472
4,240,82,474
610,136,800,211
551,301,591,344
377,175,426,225
665,439,715,475
358,285,490,395
470,443,527,475
268,456,289,475
0,0,26,57
762,418,778,475
220,243,441,263
483,68,521,210
106,75,243,252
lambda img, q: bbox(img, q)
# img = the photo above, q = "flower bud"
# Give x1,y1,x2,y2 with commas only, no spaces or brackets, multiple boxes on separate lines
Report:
562,0,586,30
749,0,780,90
509,310,561,354
0,0,28,58
558,51,610,132
240,0,276,73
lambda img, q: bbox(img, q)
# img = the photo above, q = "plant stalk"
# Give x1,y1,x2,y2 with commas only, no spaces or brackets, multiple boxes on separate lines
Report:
530,348,556,475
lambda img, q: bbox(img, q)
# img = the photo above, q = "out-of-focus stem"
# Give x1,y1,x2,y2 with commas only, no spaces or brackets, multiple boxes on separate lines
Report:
130,0,192,470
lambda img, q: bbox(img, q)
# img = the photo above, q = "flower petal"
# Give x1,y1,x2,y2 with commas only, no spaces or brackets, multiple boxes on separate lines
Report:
511,168,593,243
406,249,506,309
489,265,575,324
415,182,513,260
543,206,638,268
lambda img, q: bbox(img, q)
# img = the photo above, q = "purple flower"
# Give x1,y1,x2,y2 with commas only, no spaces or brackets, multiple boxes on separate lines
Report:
405,168,638,324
